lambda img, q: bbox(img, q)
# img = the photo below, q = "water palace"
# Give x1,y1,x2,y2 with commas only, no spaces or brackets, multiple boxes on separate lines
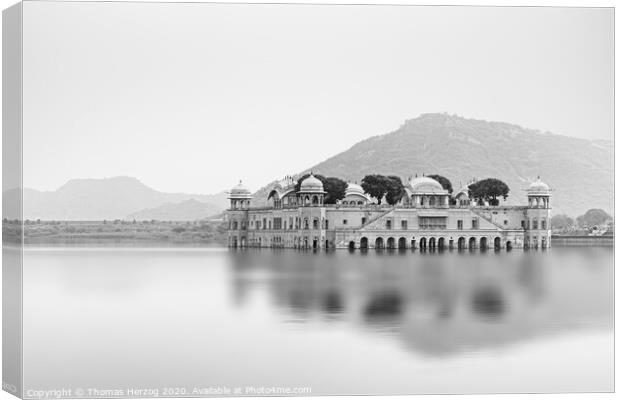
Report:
226,174,552,251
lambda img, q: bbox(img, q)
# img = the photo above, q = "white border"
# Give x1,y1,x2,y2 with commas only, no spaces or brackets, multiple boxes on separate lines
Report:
0,1,615,400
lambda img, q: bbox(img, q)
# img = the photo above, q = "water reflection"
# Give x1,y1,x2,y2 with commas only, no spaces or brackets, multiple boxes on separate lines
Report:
21,247,613,394
229,247,612,357
471,286,505,321
364,292,403,322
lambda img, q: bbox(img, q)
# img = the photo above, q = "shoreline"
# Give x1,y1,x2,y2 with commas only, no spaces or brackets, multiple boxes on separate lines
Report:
5,237,612,250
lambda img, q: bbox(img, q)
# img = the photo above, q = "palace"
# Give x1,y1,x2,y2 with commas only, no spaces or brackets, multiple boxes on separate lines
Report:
226,174,552,251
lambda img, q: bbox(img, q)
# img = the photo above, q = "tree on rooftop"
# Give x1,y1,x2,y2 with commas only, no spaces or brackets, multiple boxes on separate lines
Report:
361,174,388,204
322,177,347,204
361,174,405,205
385,176,406,206
468,178,509,206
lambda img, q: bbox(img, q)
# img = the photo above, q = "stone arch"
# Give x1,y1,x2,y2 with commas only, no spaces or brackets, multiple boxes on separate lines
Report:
419,237,427,250
398,237,407,249
480,237,488,250
375,237,385,249
494,237,501,250
428,237,436,249
506,241,513,251
360,237,369,249
438,237,446,250
312,195,319,206
458,237,466,250
348,241,356,250
469,237,477,250
411,238,416,249
387,237,396,249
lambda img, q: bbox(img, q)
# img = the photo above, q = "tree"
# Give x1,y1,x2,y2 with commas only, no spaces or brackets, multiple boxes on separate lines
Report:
361,174,388,204
468,178,510,206
322,177,347,204
385,176,406,205
360,174,405,205
427,174,453,194
576,209,612,227
550,214,574,230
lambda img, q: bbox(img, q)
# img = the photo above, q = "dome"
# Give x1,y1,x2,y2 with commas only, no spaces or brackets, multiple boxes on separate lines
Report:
455,185,469,198
345,182,365,197
409,176,446,194
528,177,550,194
229,180,252,198
299,174,325,193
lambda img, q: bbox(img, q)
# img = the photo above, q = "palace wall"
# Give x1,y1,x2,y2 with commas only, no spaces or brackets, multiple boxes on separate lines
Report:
228,205,539,250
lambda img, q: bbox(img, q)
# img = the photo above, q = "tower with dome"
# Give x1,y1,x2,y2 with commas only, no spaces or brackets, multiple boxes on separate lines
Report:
226,173,552,251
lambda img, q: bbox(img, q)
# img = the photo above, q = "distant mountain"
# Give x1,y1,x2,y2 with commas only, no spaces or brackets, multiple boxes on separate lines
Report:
253,113,612,217
125,199,222,221
9,114,612,220
13,176,228,220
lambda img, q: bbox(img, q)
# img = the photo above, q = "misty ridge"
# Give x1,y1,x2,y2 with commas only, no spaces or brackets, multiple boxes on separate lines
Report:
6,177,229,221
8,113,613,221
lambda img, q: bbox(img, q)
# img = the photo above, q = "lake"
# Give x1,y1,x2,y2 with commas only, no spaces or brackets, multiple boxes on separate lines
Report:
22,246,613,396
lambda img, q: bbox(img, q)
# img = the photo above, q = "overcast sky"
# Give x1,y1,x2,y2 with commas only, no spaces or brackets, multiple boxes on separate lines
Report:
23,2,613,194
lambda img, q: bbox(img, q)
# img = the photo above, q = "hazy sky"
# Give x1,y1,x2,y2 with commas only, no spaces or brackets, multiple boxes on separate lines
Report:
23,2,613,194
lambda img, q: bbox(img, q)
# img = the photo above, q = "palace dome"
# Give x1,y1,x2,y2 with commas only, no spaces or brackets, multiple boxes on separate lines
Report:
455,185,470,198
300,174,325,193
409,176,445,193
229,181,252,198
528,177,550,194
345,182,365,197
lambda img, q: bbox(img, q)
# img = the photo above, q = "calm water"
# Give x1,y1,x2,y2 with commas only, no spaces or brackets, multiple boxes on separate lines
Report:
22,247,613,396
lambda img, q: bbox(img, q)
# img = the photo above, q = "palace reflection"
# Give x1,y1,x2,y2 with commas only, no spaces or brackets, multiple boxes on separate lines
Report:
228,247,612,357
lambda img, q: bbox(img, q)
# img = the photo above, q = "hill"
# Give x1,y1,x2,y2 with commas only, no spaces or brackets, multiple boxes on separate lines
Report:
125,199,222,221
14,176,228,220
253,113,612,217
